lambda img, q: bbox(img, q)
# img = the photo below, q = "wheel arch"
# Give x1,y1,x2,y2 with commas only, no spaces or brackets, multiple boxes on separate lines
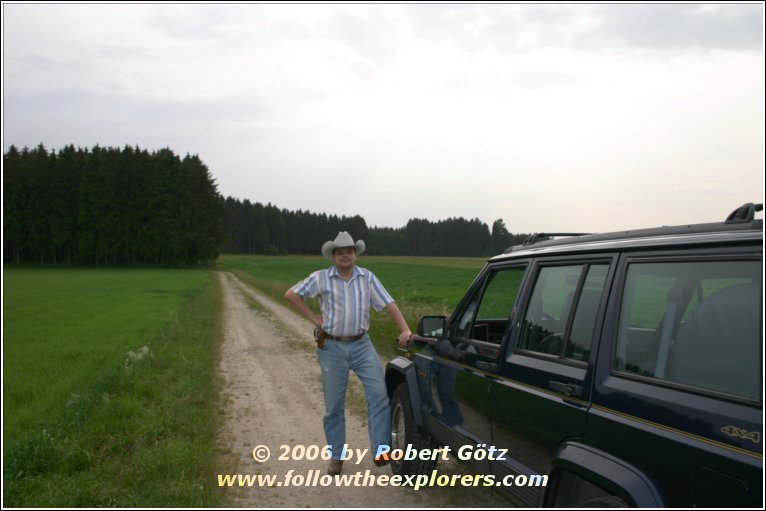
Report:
385,357,426,428
545,441,664,507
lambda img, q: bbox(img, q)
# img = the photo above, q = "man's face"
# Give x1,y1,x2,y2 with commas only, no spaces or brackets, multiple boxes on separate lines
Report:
333,246,356,269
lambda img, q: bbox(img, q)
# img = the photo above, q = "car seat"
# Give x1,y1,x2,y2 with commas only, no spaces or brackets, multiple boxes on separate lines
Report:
666,283,760,400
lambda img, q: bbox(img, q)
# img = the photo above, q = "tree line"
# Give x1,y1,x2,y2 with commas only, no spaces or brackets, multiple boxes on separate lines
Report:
3,144,529,266
3,144,223,265
223,197,527,257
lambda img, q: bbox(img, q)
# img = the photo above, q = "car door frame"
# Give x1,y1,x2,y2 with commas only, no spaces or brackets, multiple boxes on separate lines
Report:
425,259,532,474
489,253,618,505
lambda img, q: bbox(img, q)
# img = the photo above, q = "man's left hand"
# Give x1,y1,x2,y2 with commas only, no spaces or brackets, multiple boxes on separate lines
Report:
397,331,413,347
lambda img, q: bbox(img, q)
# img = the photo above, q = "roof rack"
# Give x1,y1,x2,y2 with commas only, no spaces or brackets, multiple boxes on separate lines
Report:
725,203,763,224
502,202,763,255
522,232,590,246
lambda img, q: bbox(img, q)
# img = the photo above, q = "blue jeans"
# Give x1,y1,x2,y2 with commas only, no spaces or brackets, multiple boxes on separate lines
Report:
317,335,391,460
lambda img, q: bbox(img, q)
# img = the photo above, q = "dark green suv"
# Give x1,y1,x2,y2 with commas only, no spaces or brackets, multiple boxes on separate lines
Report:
384,203,762,507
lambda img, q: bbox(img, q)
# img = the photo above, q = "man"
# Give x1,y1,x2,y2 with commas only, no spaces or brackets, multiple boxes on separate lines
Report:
284,231,412,475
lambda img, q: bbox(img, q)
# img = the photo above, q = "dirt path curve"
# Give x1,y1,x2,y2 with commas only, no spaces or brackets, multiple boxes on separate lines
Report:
216,272,507,508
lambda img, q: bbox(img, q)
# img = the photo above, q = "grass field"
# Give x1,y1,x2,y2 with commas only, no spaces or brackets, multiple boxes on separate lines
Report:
216,254,487,358
3,256,489,506
3,268,223,507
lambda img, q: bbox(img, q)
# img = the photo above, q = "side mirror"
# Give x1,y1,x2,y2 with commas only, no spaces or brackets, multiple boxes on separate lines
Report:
418,316,446,338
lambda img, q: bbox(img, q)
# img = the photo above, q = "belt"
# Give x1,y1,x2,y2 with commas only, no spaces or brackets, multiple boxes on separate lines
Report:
323,331,366,342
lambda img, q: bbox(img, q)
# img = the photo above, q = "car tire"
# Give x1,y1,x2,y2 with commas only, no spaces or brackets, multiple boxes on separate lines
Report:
390,383,439,477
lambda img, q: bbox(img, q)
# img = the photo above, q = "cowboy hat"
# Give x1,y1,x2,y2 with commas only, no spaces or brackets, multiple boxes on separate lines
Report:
321,231,366,260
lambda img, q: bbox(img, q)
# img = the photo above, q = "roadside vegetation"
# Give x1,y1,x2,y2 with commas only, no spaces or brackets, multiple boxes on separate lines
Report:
3,268,223,507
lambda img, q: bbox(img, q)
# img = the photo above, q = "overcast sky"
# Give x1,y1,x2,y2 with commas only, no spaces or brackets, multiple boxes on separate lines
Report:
3,3,764,233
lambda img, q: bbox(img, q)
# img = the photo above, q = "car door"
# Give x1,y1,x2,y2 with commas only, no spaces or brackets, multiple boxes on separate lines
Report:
424,263,528,475
490,256,614,506
589,248,762,507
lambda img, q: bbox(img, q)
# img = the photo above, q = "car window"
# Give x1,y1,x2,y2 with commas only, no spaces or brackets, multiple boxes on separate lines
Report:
518,263,608,361
453,266,526,345
614,259,761,401
566,265,608,362
475,269,525,321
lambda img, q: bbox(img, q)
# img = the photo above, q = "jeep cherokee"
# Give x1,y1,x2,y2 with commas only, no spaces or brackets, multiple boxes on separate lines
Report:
384,203,763,507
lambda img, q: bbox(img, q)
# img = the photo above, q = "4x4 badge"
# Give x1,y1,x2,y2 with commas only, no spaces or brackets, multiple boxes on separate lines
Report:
720,425,761,443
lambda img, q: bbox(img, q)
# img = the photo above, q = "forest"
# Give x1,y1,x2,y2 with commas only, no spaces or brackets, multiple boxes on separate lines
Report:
3,144,526,265
3,144,223,265
222,198,524,257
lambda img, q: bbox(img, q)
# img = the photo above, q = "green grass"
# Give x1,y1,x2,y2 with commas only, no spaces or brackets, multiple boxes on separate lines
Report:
216,254,487,359
3,268,224,507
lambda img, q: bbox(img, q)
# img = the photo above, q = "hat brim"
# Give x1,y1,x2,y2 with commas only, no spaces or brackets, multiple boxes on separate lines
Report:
322,240,365,260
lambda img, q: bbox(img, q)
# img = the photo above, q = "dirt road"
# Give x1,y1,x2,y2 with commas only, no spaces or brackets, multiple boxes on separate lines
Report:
216,272,508,508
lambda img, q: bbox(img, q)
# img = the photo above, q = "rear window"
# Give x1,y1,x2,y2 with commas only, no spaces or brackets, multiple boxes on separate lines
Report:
614,259,761,401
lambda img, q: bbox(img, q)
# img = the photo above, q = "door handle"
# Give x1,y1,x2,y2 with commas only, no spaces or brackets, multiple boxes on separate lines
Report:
549,380,583,398
476,360,498,372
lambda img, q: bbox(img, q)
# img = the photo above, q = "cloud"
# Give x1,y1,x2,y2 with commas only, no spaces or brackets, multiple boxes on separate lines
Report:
453,4,764,53
3,3,763,233
596,4,763,51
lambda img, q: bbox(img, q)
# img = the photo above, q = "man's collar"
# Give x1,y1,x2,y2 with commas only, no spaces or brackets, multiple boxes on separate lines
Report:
329,265,362,279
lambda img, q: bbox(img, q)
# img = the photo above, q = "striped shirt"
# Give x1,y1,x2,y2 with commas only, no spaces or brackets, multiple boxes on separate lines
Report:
290,265,394,337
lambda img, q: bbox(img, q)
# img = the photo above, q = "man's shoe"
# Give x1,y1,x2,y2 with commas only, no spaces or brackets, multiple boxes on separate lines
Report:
328,459,343,475
373,453,390,467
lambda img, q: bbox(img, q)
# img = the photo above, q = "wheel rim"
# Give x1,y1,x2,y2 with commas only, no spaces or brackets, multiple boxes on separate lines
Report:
391,401,406,468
